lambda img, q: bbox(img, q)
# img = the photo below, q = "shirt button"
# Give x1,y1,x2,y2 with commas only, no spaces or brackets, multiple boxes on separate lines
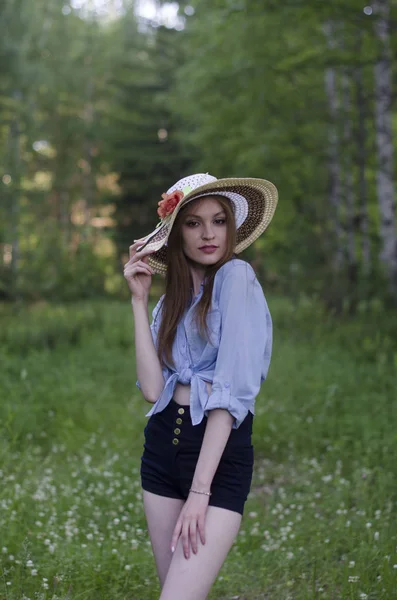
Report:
225,382,230,388
172,438,179,445
176,418,182,425
178,408,185,415
174,428,181,435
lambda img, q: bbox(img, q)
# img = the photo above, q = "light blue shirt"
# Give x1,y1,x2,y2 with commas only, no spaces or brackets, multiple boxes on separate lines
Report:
136,257,273,429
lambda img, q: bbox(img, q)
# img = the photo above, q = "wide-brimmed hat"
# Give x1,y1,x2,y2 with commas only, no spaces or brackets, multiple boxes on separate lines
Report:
134,173,278,275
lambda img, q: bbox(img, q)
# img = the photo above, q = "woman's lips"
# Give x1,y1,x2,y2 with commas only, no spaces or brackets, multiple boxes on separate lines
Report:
199,246,218,253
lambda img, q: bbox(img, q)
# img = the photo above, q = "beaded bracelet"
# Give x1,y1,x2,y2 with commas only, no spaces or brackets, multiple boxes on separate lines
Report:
189,488,212,496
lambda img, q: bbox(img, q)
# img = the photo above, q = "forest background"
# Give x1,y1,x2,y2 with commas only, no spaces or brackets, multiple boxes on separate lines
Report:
2,0,397,308
1,1,397,599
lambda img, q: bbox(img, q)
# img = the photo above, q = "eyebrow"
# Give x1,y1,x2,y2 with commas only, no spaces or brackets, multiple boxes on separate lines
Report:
185,210,226,219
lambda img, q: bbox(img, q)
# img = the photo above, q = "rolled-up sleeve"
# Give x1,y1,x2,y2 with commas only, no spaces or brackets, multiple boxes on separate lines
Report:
136,294,169,390
204,263,272,429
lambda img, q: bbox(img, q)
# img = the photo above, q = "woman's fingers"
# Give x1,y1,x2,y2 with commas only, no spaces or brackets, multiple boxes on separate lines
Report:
129,240,150,259
171,508,205,559
198,515,206,546
129,251,155,273
124,258,153,272
170,519,182,554
124,258,154,274
129,248,154,264
190,520,198,554
182,519,190,559
123,260,154,280
124,265,152,278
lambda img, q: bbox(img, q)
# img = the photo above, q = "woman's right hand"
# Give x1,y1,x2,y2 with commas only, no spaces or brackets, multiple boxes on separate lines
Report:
124,239,155,301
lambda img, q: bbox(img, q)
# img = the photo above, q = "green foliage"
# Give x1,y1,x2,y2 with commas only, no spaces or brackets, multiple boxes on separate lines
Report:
104,14,194,255
171,0,396,303
0,227,119,302
1,0,397,305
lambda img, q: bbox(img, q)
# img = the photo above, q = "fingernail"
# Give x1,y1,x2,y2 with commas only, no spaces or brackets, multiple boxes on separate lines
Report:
171,546,175,553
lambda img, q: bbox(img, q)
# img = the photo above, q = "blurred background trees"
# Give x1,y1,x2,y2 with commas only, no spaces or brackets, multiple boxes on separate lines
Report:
1,0,396,309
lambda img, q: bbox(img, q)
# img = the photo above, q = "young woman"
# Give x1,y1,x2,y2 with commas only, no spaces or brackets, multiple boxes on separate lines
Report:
123,173,278,600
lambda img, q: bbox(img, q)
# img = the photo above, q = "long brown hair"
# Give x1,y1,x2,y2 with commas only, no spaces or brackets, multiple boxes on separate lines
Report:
156,195,237,370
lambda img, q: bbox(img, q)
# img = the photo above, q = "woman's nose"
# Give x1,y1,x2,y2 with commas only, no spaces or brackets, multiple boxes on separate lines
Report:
202,227,215,239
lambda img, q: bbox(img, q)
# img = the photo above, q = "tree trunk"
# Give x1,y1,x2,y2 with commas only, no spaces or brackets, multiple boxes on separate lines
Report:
323,20,344,270
372,0,397,293
60,189,70,247
341,68,356,272
9,91,22,301
353,30,371,275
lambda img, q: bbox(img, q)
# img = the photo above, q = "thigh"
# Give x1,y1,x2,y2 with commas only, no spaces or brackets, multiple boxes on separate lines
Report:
160,505,242,600
143,490,185,588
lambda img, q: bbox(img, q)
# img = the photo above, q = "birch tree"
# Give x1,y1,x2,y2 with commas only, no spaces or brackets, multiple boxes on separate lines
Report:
353,28,371,275
323,19,344,270
372,0,397,293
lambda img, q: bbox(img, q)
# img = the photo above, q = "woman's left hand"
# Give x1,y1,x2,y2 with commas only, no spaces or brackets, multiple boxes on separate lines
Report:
170,491,210,559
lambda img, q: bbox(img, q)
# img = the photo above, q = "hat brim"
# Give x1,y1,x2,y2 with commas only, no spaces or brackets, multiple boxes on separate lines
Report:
136,177,278,276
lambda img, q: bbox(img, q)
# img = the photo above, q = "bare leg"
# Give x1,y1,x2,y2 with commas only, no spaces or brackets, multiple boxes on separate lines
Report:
159,505,242,600
143,490,185,587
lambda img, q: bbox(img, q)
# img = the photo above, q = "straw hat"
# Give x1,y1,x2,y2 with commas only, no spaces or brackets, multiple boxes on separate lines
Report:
134,173,278,275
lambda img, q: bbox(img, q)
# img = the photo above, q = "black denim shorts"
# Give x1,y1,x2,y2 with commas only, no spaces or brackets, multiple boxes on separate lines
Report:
140,398,254,515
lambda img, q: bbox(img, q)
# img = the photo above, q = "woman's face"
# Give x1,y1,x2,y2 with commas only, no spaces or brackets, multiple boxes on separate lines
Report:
180,196,228,268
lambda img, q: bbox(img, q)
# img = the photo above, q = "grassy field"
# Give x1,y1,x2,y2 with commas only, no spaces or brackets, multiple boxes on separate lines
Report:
0,296,397,600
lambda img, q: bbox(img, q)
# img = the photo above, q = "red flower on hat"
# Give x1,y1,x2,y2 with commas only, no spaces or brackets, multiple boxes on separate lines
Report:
157,190,184,219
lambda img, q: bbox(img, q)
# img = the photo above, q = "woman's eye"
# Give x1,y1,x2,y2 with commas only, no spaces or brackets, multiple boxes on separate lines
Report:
186,219,225,227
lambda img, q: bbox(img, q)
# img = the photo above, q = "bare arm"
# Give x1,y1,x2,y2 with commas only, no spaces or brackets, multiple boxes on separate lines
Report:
132,297,165,403
124,239,166,404
170,407,234,558
191,408,233,491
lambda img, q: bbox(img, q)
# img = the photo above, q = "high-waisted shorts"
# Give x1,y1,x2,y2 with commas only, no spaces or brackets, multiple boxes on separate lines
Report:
140,398,254,515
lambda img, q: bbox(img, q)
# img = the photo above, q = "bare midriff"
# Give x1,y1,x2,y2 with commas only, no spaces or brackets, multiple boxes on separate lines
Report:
173,380,212,406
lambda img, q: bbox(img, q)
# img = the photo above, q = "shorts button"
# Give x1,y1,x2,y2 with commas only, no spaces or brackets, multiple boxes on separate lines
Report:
172,438,179,445
178,408,185,415
174,428,181,435
176,418,182,425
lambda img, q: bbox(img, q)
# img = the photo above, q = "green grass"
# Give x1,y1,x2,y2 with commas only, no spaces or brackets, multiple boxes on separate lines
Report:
0,296,396,599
